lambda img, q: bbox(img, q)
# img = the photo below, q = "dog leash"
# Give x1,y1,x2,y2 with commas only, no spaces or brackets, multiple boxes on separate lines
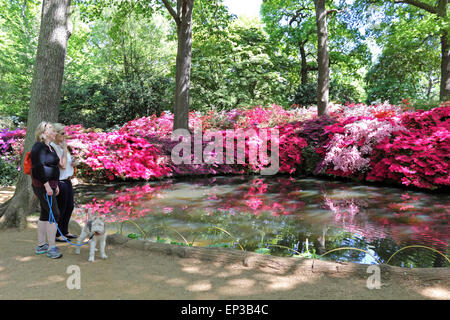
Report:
46,193,93,247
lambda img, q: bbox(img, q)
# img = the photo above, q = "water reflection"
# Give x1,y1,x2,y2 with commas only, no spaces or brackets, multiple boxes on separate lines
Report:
73,175,450,268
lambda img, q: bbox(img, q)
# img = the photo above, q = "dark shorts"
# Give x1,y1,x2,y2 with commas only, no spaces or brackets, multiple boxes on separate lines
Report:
32,185,60,222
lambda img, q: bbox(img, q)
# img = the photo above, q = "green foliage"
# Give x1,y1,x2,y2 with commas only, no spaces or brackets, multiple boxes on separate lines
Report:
0,0,446,125
363,3,441,104
60,74,173,129
191,13,288,111
292,248,317,259
329,79,362,104
409,99,443,111
127,232,142,240
290,83,317,106
262,0,369,106
254,247,271,255
298,145,321,175
0,0,40,120
290,80,362,106
156,236,167,243
0,157,18,186
59,10,176,128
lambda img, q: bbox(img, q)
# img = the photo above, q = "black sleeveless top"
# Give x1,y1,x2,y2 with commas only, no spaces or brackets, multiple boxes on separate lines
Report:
30,141,60,185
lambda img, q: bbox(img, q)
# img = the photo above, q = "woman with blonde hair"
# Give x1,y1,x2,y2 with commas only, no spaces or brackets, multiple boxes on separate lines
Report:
31,121,63,259
51,123,79,241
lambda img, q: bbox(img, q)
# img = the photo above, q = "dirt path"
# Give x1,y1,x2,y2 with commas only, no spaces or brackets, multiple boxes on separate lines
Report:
0,225,448,300
0,186,449,300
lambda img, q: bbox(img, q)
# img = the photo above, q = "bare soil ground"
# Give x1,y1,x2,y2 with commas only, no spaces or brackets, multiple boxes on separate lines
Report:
0,187,449,300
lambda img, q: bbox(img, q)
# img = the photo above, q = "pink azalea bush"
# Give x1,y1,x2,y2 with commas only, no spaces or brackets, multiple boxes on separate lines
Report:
234,104,297,128
65,125,171,181
54,102,450,189
366,104,450,189
0,128,25,161
320,116,405,177
276,122,308,174
4,101,449,190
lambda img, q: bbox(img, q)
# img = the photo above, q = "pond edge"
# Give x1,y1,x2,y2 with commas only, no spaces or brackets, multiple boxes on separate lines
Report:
106,233,450,284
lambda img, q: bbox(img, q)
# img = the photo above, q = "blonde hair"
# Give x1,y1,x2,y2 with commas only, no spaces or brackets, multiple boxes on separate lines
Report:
35,121,52,142
52,122,66,134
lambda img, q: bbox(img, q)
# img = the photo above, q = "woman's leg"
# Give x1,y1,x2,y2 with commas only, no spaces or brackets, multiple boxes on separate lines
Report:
56,181,69,236
64,180,75,235
32,185,60,246
47,191,60,249
37,220,47,246
32,186,50,246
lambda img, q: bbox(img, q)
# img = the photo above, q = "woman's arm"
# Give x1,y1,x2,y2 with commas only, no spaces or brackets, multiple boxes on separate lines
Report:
52,142,67,169
59,144,68,169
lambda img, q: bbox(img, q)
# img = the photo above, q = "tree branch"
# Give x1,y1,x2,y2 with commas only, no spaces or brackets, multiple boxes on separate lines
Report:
326,9,344,16
161,0,181,26
393,0,437,14
22,0,29,28
288,8,313,26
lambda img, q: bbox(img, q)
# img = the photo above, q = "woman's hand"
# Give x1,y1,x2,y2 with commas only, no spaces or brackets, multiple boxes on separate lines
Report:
44,183,53,196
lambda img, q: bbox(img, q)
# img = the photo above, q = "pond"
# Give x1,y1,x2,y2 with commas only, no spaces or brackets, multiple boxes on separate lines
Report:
73,175,450,268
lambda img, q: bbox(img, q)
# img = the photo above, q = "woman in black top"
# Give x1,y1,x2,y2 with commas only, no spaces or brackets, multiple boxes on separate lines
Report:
31,121,63,259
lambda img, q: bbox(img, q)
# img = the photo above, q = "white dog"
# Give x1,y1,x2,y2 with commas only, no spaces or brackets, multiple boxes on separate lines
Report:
75,210,108,262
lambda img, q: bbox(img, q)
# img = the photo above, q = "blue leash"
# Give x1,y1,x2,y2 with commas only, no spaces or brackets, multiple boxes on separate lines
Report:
46,193,91,247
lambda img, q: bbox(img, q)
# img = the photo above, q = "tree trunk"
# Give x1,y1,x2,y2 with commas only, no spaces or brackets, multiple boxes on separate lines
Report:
439,33,449,100
314,0,329,116
162,0,194,131
396,0,448,101
174,0,194,131
0,0,72,229
299,44,308,85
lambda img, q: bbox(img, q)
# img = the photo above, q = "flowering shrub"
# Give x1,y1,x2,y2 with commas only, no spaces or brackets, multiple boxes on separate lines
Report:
2,102,448,190
276,122,308,174
321,116,405,177
119,112,174,137
66,125,171,181
198,110,238,130
367,106,450,189
0,127,25,186
234,104,296,129
331,101,402,120
0,128,25,158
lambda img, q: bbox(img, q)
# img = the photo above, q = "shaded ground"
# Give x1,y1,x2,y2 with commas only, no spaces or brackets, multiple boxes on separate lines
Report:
0,187,449,300
0,225,449,300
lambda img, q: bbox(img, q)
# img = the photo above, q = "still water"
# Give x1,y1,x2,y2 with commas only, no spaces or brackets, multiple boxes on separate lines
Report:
73,175,449,268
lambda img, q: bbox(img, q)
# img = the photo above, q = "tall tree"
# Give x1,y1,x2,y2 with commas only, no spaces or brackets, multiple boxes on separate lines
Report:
261,0,317,86
364,7,441,103
393,0,449,101
0,0,72,229
161,0,194,130
314,0,329,115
